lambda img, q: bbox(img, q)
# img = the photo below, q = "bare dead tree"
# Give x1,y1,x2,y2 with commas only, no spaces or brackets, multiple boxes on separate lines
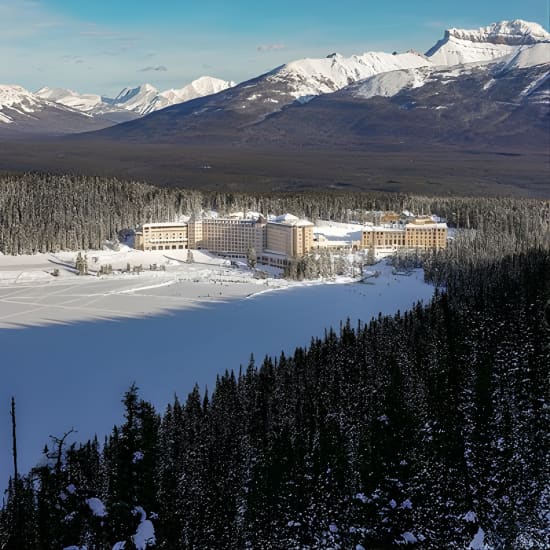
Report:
47,428,77,478
10,397,18,482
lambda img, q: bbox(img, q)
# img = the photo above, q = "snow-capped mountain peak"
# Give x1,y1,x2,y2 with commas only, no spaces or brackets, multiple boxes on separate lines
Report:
158,76,235,105
267,50,432,102
446,19,550,45
347,39,549,118
35,87,103,112
426,19,550,66
115,82,158,100
0,84,42,107
112,83,160,114
0,84,43,123
109,78,235,115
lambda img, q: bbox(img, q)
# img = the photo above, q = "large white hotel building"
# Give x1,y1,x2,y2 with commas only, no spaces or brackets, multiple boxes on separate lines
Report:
135,212,447,261
135,214,315,262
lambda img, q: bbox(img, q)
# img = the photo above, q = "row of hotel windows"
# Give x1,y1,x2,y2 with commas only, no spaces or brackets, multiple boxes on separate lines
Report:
149,245,187,250
144,233,186,237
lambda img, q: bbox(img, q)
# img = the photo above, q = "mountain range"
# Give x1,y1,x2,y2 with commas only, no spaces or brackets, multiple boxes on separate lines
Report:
1,19,548,138
0,19,548,197
91,19,548,152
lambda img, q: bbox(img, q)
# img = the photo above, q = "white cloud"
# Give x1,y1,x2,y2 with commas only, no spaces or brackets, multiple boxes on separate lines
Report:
257,43,286,52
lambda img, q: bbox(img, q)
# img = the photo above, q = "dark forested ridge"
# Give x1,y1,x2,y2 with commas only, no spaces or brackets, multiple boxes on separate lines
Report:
0,172,549,256
1,248,549,548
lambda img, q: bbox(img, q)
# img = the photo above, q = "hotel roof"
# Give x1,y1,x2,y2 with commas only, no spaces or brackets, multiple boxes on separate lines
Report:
269,213,314,227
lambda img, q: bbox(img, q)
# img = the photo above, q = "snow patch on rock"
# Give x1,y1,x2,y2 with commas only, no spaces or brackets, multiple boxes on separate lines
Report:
86,497,107,517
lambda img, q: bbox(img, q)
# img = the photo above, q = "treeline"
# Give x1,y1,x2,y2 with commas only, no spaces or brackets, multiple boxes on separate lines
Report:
0,173,201,254
1,172,549,256
2,248,548,549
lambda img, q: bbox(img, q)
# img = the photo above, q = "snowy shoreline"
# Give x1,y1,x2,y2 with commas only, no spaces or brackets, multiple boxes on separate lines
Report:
0,247,365,329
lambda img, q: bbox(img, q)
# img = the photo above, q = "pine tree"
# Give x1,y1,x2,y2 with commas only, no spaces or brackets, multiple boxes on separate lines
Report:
247,247,257,269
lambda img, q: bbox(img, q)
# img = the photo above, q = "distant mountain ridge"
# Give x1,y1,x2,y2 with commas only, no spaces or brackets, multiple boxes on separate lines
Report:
0,84,114,134
34,76,236,121
111,77,236,115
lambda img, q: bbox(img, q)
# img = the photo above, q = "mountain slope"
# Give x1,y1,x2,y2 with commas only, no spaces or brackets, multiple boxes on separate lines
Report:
238,43,550,149
0,85,114,135
352,42,550,101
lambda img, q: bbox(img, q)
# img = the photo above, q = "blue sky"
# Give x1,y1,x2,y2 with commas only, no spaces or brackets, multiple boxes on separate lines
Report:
1,0,548,96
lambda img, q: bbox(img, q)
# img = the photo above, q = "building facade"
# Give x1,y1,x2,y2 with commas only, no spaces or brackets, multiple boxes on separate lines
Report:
404,220,447,249
361,218,447,251
135,222,188,251
265,215,314,258
188,217,265,257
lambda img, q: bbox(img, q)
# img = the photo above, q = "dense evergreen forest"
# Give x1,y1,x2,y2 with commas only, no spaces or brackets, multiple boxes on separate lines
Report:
1,173,549,548
1,172,549,257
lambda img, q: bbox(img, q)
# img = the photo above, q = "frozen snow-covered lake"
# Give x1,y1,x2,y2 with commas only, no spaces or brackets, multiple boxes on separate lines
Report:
0,265,434,486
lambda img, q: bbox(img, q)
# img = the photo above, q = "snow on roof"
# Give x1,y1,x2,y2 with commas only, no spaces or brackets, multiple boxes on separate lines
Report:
273,213,298,222
228,211,263,220
270,213,313,226
313,220,363,240
141,222,188,228
405,222,447,229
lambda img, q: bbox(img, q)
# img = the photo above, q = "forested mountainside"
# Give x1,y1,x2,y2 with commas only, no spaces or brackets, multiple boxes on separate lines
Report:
0,173,549,256
2,248,549,549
